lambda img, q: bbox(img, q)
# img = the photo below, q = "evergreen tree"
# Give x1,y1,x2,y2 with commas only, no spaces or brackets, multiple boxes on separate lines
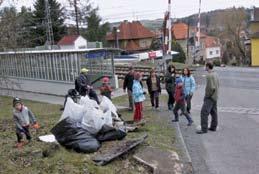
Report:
82,9,110,42
172,40,186,63
32,0,66,46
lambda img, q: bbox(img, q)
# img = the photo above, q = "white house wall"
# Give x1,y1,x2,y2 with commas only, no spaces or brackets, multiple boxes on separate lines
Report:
206,47,221,59
75,36,87,49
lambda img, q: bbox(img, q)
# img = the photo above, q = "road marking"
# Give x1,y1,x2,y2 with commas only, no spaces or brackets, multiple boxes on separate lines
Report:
193,105,259,115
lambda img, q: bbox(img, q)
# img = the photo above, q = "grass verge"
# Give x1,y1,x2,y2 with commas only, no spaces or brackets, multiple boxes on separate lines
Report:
0,94,177,174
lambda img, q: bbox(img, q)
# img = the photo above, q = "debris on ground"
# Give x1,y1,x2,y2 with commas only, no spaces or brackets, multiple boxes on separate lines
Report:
50,96,140,153
93,134,148,166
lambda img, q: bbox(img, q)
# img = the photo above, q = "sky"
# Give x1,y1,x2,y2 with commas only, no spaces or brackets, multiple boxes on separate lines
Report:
1,0,258,22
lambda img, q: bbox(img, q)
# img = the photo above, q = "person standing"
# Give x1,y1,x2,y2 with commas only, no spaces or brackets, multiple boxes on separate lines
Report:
123,66,135,111
165,65,176,110
197,62,219,134
146,69,161,110
181,68,196,113
172,78,193,126
75,68,100,104
132,72,146,122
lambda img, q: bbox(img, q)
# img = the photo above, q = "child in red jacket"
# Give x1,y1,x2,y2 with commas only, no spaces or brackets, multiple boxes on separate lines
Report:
172,78,193,126
100,77,113,100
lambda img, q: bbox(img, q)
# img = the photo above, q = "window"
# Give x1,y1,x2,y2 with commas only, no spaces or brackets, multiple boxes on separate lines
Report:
210,51,213,55
216,50,219,54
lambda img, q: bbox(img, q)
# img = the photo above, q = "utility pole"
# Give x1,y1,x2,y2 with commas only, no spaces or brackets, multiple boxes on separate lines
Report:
195,0,202,63
45,0,54,49
162,0,172,73
74,0,80,35
168,0,172,55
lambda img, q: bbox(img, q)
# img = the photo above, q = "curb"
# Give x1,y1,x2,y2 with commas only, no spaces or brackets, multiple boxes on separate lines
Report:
173,122,192,163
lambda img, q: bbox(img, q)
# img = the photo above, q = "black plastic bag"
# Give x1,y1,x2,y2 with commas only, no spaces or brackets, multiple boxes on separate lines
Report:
96,124,127,142
51,117,101,153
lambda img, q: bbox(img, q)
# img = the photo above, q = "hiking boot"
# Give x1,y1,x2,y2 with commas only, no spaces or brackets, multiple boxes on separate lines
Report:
187,120,193,126
196,130,207,134
209,128,217,132
172,119,179,122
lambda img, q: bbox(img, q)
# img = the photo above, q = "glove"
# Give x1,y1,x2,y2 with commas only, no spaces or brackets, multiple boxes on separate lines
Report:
32,122,40,129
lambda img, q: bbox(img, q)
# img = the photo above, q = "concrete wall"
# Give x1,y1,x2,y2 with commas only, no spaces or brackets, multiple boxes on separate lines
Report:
252,38,259,66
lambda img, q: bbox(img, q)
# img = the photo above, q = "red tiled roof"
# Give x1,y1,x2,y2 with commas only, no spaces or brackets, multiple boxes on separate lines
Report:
172,23,188,40
57,35,79,45
205,36,220,48
106,21,155,41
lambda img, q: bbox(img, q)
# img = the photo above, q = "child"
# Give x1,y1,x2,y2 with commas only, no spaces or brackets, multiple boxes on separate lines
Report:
13,97,39,148
100,77,113,100
132,72,146,122
146,69,161,110
172,78,193,126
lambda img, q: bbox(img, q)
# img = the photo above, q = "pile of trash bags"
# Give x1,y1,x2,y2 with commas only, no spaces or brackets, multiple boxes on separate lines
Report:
51,96,127,153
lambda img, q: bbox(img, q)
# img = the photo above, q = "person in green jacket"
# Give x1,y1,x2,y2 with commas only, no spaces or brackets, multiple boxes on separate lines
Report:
197,62,219,134
165,65,176,110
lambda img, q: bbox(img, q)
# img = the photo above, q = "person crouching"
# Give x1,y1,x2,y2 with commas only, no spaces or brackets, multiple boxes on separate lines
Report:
172,78,193,126
132,72,146,122
13,97,39,148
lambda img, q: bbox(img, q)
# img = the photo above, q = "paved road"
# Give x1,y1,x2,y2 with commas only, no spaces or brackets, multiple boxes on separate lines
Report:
179,67,259,174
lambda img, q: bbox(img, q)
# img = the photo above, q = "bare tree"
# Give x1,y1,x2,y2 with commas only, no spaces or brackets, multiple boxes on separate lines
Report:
222,8,248,65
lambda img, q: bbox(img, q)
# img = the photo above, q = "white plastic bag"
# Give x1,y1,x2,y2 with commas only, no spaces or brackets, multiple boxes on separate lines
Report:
59,98,86,122
99,96,119,120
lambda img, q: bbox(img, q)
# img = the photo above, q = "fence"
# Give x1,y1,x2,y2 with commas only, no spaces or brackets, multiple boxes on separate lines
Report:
0,48,118,85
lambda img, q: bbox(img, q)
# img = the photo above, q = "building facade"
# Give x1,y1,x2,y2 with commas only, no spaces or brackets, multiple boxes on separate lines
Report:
249,7,259,66
106,21,155,53
58,35,87,50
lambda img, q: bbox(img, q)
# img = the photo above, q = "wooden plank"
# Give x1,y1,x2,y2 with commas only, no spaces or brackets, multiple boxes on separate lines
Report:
92,134,148,166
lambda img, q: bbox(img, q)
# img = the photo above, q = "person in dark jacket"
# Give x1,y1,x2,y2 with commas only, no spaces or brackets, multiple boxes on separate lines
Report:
172,78,193,126
165,65,176,110
75,68,100,104
146,69,161,110
123,66,135,111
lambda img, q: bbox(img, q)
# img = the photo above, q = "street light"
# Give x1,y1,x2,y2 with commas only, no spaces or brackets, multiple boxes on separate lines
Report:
116,29,120,49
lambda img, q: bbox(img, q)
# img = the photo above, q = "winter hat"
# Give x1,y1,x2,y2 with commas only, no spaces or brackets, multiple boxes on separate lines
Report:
175,77,183,84
102,77,110,84
80,68,89,73
13,97,22,107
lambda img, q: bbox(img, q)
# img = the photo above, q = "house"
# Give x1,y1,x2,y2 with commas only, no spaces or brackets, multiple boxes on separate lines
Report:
171,22,189,55
106,21,155,53
57,35,87,50
249,7,259,66
204,36,221,60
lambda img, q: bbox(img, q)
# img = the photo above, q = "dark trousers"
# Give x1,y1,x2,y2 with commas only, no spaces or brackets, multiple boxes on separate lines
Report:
173,102,192,123
150,91,159,108
167,91,175,110
128,90,134,110
201,98,218,132
16,126,31,143
185,94,193,113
